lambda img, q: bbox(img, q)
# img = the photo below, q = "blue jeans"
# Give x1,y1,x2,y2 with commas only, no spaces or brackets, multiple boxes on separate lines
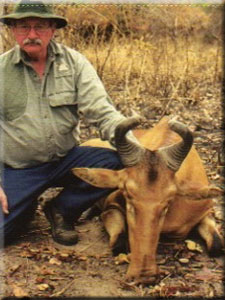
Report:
0,146,123,244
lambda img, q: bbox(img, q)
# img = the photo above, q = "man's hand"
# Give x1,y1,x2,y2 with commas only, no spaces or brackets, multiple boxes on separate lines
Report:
0,186,9,214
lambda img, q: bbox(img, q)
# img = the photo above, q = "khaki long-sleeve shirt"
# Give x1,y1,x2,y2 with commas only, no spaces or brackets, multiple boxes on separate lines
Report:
0,40,128,169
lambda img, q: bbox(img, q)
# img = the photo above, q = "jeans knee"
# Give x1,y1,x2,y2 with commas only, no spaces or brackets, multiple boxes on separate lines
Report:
98,150,123,170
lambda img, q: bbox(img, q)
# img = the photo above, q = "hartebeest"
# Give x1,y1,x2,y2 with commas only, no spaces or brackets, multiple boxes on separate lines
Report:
72,116,224,284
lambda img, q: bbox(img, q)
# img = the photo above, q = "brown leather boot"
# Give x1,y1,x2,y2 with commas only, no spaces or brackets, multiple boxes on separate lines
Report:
43,201,78,246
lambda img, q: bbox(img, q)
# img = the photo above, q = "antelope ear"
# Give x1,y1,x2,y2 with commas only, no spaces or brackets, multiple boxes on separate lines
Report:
71,168,122,188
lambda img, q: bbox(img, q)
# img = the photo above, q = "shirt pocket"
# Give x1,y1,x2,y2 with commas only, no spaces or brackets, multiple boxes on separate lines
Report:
1,90,27,122
53,67,75,95
0,68,27,122
49,92,78,135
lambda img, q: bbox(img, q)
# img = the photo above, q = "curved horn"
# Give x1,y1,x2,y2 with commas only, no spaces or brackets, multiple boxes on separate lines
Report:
158,119,193,171
115,115,145,167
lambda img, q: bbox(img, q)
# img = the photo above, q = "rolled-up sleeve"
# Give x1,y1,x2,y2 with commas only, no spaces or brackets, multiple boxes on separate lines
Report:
75,55,127,145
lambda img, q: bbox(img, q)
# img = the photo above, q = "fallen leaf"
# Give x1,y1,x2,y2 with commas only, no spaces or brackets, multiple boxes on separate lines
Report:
59,252,69,258
178,258,189,264
36,277,45,284
49,257,62,266
30,248,39,252
40,267,55,275
158,258,167,265
185,240,203,253
208,285,215,297
115,253,130,265
37,283,50,291
77,255,88,261
17,242,30,249
57,252,72,262
20,250,34,258
12,285,28,297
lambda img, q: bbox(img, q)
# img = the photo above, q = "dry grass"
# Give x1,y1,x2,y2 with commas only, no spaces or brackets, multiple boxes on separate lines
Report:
0,4,223,118
71,33,222,122
54,4,223,119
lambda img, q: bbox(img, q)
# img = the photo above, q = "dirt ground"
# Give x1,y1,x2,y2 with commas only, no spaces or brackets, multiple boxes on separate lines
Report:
0,84,224,298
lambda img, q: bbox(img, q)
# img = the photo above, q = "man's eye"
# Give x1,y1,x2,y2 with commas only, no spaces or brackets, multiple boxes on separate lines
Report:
36,25,45,30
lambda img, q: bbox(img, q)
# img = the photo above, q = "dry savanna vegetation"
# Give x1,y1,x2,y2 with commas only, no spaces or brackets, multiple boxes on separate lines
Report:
0,3,224,298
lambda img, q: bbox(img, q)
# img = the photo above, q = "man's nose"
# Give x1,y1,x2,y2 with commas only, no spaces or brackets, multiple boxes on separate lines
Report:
27,27,39,39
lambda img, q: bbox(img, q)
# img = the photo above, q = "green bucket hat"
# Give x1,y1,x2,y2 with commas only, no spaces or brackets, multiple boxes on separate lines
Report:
0,0,67,28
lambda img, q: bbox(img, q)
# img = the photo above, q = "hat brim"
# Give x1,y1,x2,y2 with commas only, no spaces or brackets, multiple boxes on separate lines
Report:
0,12,67,28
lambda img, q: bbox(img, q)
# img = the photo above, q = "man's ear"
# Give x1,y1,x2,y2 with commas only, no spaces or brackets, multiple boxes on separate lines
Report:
71,168,123,188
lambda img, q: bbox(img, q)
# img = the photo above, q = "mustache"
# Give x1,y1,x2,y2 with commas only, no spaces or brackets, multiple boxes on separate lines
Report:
23,38,42,46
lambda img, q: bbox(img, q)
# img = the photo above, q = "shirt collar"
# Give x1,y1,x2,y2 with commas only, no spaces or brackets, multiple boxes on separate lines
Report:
49,40,63,58
12,40,63,65
12,45,22,64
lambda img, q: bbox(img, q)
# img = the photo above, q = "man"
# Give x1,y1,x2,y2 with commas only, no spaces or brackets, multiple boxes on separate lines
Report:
0,0,136,246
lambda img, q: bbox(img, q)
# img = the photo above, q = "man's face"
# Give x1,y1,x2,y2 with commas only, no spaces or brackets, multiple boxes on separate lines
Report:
11,17,56,58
